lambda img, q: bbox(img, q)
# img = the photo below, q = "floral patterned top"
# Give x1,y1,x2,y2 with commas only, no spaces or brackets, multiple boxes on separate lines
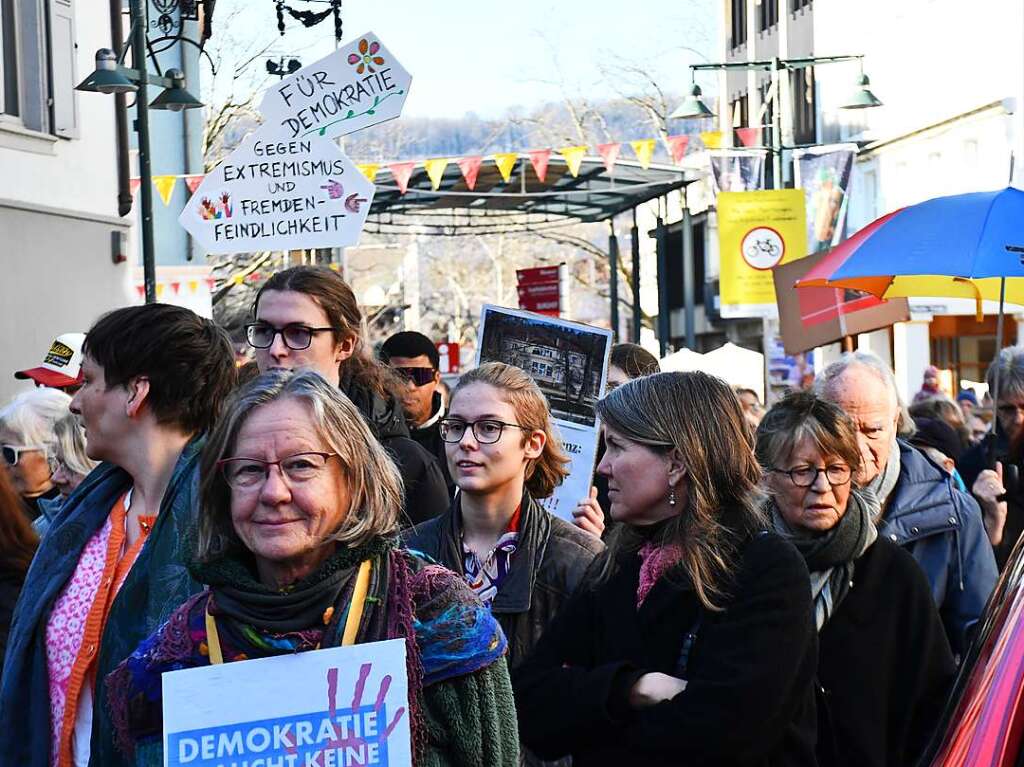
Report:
461,506,521,608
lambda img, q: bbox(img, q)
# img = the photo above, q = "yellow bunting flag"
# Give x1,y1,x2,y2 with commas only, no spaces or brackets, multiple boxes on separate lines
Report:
328,263,340,272
231,274,245,286
187,280,199,292
153,176,177,206
630,139,656,169
424,158,449,190
493,153,518,183
357,163,380,182
700,131,723,150
559,145,588,177
156,283,166,299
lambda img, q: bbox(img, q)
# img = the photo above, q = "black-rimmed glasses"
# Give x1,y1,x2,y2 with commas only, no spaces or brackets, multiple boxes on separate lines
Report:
771,464,852,488
245,323,335,351
217,451,339,490
439,418,527,444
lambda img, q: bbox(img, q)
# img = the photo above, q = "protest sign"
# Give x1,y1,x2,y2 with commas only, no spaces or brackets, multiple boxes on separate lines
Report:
179,128,375,254
717,189,807,318
259,32,412,141
162,639,410,767
476,305,612,521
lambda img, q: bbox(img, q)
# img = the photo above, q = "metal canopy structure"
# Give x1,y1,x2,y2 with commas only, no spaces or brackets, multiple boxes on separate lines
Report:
365,155,696,236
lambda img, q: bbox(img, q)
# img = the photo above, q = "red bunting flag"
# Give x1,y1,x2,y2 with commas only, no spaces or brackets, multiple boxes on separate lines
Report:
205,277,216,290
527,149,551,183
184,175,204,195
665,135,690,164
388,161,417,194
456,156,483,190
135,284,145,298
170,281,181,294
596,143,621,173
735,127,761,148
129,178,142,195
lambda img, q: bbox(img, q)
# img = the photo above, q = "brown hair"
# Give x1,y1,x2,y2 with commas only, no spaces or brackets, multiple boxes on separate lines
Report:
754,391,863,480
451,362,570,498
609,343,660,380
0,468,38,574
596,371,767,611
254,266,400,400
909,396,970,450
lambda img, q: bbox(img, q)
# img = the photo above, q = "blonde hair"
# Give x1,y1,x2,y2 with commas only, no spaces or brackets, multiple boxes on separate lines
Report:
0,387,71,450
195,369,404,563
451,362,570,498
51,412,97,479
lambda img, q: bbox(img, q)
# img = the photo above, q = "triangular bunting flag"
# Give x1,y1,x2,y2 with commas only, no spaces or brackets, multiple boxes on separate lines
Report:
357,163,380,182
187,280,199,292
493,153,518,183
129,178,142,195
205,278,216,290
170,281,181,294
596,142,621,173
735,127,761,147
527,149,551,183
700,131,723,150
156,283,166,299
135,285,145,298
424,158,449,190
328,263,341,272
630,139,656,169
665,135,690,164
457,156,483,190
184,175,204,194
388,161,417,194
153,176,177,206
559,145,588,177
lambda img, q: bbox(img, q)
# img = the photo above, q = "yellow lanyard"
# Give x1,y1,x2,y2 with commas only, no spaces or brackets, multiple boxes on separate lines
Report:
205,558,373,665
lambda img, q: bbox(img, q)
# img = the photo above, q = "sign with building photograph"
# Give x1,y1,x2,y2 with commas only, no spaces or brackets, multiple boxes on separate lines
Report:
476,305,612,522
718,189,807,318
161,639,411,767
259,32,412,141
179,128,375,254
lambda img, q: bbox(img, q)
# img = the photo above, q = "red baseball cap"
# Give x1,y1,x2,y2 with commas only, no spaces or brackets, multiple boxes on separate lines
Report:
15,333,86,389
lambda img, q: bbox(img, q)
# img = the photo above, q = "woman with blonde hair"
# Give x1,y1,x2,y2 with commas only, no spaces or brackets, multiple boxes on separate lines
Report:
33,412,97,533
106,369,518,767
514,372,818,767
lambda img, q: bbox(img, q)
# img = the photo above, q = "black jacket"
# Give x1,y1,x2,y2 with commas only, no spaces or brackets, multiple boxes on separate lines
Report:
409,393,455,499
402,491,603,669
960,433,1022,570
815,537,956,767
513,530,819,767
0,568,26,691
342,375,450,526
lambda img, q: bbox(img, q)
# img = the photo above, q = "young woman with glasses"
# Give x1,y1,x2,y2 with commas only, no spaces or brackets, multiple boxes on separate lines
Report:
403,361,603,766
247,266,449,526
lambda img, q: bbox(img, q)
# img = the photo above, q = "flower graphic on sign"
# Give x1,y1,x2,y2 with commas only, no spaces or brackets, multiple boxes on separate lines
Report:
347,39,385,75
198,192,232,220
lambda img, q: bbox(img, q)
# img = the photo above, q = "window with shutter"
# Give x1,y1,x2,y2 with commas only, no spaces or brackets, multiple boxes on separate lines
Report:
47,0,77,138
0,0,18,117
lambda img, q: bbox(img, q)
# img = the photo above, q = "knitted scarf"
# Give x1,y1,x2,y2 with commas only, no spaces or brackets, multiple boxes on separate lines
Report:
866,438,902,516
771,489,878,631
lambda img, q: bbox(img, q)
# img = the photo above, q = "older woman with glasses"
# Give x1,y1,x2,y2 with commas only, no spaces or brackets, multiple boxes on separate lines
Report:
0,387,71,522
107,369,518,767
755,392,955,767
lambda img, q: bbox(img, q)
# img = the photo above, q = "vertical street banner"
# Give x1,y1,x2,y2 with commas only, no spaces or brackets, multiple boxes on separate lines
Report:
717,189,807,318
793,144,857,253
709,149,767,195
476,305,612,522
162,640,411,767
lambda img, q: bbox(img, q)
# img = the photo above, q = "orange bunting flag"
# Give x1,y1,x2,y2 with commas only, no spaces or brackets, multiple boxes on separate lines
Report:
665,135,690,164
184,175,204,195
153,176,177,206
129,178,142,195
493,153,518,183
424,158,449,190
389,161,417,194
700,131,723,150
357,163,380,182
596,142,621,173
457,156,483,190
735,127,761,148
559,145,588,177
527,149,551,183
630,139,656,169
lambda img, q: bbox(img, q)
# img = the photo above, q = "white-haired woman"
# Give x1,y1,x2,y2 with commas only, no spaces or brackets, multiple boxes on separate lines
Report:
0,387,71,522
107,369,518,767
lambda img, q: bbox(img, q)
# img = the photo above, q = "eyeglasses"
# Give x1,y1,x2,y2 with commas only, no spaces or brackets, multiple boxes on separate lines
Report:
245,323,335,351
393,367,436,387
2,444,45,467
439,418,528,444
217,451,339,490
771,464,852,488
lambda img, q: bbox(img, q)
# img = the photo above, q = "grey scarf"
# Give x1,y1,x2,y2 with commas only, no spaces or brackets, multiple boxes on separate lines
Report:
865,437,901,516
772,489,879,631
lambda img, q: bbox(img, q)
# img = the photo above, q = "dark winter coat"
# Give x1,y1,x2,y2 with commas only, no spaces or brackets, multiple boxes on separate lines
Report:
878,442,998,655
403,491,604,669
0,567,27,690
512,530,819,767
814,537,956,767
409,392,455,499
960,432,1022,570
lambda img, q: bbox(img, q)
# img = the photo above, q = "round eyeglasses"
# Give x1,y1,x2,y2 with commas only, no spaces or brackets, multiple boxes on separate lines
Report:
245,323,335,351
217,451,339,490
771,464,852,488
439,418,528,445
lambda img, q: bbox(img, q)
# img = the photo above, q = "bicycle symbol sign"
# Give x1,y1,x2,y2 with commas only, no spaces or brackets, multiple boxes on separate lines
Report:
740,226,785,270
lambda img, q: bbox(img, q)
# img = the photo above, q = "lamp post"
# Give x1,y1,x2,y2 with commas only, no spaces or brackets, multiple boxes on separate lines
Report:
76,0,203,304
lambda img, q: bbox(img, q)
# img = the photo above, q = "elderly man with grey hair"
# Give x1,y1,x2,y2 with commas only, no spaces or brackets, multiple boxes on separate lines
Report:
815,351,997,656
961,345,1024,570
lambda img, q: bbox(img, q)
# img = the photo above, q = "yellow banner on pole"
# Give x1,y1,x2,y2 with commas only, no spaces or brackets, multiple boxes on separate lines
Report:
153,176,177,206
493,153,518,183
629,139,656,169
717,189,807,317
558,145,587,177
424,158,449,190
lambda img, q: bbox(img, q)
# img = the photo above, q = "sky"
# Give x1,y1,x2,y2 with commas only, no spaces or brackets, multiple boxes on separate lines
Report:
219,0,720,118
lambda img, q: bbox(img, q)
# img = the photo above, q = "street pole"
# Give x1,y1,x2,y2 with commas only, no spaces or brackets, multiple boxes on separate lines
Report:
630,208,641,343
681,190,696,350
131,0,157,304
608,221,620,341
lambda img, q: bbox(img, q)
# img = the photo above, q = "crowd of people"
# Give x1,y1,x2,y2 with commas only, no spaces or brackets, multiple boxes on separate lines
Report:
0,263,1018,766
